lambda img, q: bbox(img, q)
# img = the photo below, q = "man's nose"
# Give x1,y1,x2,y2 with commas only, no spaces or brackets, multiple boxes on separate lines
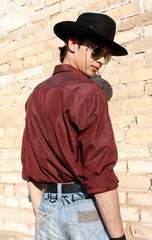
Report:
97,56,105,65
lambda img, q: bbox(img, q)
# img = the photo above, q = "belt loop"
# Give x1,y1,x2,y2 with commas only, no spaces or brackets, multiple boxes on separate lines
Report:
57,183,62,199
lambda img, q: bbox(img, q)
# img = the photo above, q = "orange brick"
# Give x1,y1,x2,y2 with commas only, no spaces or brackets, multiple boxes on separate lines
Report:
1,30,19,42
144,0,152,11
38,51,53,64
83,0,108,12
0,149,21,161
115,27,142,44
113,125,125,142
143,25,152,37
5,128,18,138
5,15,30,32
31,5,60,23
16,43,44,58
0,74,16,86
14,184,28,198
15,66,44,81
44,38,63,50
111,114,133,128
26,77,44,89
0,196,6,208
14,160,22,172
0,128,5,138
0,6,8,18
118,174,150,190
114,160,127,174
19,198,32,209
61,0,88,11
121,97,152,114
0,173,24,183
10,0,30,9
0,106,24,121
137,113,152,127
0,160,14,172
14,137,22,148
144,52,152,68
125,128,152,143
4,221,31,235
141,209,152,223
109,101,121,115
145,81,152,96
122,68,152,83
18,0,45,17
131,224,152,239
126,36,152,54
46,0,59,6
118,11,152,31
11,59,24,71
128,192,152,207
6,197,18,207
48,9,80,28
0,64,10,74
102,71,122,86
2,39,28,54
4,184,14,196
0,83,22,96
44,60,60,75
20,20,47,37
104,1,141,20
118,190,127,204
112,84,145,100
108,0,126,4
0,95,18,106
29,30,52,45
14,114,25,127
128,160,152,174
121,206,139,221
24,56,38,68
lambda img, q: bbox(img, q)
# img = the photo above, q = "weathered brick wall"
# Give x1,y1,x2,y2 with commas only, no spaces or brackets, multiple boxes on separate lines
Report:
0,0,151,239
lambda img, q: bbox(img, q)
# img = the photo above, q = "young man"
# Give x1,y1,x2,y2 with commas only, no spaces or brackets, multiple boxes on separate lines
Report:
21,13,128,240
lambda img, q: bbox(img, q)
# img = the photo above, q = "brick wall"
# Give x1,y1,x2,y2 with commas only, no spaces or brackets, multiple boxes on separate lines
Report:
0,0,151,239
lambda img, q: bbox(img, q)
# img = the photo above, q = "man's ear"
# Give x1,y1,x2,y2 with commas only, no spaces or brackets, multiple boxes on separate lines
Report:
67,38,78,53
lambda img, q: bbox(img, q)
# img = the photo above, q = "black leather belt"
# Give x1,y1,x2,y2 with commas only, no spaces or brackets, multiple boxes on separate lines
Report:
44,182,86,194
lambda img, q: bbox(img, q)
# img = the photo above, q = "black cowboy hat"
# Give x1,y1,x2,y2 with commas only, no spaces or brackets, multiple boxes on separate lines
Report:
54,12,128,56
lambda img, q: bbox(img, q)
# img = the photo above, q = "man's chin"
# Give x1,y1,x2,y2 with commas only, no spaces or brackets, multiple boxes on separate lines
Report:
84,71,96,79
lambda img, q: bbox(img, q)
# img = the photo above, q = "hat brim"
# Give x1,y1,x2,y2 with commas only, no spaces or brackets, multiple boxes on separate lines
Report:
54,21,128,56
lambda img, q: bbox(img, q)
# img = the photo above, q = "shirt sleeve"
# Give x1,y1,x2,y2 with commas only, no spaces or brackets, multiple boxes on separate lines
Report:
72,88,118,194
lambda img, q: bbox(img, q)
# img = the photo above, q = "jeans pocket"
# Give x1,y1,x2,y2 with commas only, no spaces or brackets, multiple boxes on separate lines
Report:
37,209,52,226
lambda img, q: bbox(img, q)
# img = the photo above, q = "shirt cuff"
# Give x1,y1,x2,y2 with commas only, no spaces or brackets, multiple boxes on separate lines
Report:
83,169,118,194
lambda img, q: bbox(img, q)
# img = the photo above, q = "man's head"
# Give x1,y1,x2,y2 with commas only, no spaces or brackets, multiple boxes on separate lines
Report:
54,12,128,78
59,37,112,78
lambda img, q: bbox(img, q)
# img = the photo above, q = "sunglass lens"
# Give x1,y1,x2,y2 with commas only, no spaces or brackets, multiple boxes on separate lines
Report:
92,48,104,60
92,48,111,64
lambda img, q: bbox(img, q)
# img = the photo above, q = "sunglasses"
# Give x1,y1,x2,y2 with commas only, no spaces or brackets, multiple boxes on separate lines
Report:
80,41,111,65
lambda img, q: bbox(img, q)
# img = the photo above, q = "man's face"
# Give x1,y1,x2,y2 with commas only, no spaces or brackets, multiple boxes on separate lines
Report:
73,39,110,78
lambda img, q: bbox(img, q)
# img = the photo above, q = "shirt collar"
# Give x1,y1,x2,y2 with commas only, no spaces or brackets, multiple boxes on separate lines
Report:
53,64,88,79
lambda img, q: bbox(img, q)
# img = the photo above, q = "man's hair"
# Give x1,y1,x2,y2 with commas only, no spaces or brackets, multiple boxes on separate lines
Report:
59,37,86,63
59,38,69,63
59,45,68,63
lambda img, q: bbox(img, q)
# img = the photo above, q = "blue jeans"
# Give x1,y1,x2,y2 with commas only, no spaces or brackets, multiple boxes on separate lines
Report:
34,188,110,240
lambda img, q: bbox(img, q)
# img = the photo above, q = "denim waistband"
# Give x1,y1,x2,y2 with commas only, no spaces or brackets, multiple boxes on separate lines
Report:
43,192,93,205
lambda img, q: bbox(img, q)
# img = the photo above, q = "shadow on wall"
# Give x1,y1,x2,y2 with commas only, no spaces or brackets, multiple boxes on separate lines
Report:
91,74,113,101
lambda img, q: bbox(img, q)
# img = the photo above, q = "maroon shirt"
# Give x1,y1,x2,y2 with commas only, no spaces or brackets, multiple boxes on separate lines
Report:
21,64,118,194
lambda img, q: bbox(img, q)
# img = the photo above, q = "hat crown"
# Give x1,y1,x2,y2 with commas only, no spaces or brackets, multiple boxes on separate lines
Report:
77,13,116,41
